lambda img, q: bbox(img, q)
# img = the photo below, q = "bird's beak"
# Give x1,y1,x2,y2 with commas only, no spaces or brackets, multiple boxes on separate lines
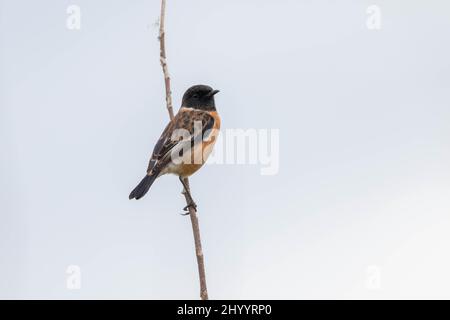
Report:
207,89,220,97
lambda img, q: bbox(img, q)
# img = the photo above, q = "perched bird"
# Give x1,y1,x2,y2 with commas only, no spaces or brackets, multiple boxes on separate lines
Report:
129,84,221,213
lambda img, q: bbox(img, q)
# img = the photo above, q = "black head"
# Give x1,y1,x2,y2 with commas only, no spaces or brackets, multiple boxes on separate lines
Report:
181,85,219,111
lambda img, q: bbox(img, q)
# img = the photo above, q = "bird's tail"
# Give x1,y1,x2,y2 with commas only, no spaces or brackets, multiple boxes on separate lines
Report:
129,174,158,200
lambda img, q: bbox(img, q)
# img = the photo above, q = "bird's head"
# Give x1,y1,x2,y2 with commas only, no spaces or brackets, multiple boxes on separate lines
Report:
181,85,219,111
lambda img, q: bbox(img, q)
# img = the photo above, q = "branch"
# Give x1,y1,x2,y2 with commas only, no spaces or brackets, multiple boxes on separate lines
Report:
158,0,209,301
158,0,174,120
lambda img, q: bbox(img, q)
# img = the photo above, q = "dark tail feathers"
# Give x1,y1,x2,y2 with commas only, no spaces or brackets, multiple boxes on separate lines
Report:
129,174,158,200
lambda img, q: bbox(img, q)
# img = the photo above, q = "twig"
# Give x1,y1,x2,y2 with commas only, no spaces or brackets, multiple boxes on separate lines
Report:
158,0,174,120
158,0,209,300
182,178,209,300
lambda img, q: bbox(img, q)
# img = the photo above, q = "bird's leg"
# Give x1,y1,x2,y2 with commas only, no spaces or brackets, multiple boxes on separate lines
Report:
179,176,197,214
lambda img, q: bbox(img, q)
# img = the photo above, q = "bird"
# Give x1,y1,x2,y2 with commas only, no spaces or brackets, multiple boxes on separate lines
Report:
129,84,221,213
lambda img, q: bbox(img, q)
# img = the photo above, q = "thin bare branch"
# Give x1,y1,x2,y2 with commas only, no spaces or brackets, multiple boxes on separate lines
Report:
182,178,209,300
158,0,209,300
159,0,174,120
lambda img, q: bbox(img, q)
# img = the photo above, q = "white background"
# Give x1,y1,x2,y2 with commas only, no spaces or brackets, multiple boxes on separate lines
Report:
1,0,450,299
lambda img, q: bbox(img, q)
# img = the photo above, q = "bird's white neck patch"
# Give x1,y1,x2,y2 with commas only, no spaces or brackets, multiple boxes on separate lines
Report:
180,107,196,112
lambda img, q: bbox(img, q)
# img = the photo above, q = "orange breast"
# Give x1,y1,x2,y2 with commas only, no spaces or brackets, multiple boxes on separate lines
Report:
175,111,221,177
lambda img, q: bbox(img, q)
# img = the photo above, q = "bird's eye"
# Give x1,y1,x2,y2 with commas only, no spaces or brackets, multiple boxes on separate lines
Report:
192,94,199,98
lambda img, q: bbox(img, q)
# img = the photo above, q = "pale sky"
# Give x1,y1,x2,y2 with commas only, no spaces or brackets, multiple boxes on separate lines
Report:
1,0,450,299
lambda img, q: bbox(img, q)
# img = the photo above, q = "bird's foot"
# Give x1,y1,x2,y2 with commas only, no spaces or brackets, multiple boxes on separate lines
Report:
181,201,197,215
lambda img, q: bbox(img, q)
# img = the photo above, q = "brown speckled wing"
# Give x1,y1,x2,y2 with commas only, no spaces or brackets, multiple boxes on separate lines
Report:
146,109,214,174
